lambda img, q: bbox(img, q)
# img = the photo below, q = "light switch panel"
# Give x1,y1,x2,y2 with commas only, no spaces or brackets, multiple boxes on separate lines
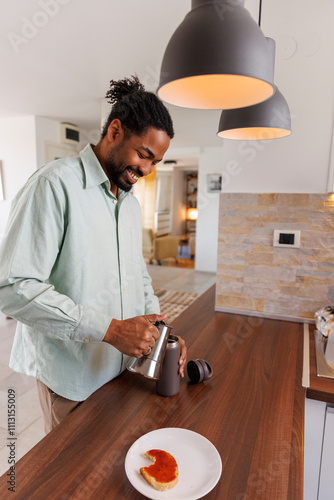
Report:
273,229,301,248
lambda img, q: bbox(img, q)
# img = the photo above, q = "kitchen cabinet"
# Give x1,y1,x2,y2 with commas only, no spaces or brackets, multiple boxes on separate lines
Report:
304,327,334,500
304,398,327,500
304,400,334,500
318,407,334,499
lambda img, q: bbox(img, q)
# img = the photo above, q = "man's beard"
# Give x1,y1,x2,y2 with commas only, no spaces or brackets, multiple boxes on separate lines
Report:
105,148,136,193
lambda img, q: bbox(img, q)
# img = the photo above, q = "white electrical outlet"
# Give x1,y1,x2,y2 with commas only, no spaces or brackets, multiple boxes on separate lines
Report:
273,229,301,248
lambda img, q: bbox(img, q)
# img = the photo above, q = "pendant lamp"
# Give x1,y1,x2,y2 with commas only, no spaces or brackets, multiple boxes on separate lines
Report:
157,0,275,110
217,38,292,140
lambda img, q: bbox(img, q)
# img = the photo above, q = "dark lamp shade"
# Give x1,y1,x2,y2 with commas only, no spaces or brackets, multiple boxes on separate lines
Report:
157,0,275,109
217,88,292,140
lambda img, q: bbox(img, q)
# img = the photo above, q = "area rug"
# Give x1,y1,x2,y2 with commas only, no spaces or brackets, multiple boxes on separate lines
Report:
154,288,200,324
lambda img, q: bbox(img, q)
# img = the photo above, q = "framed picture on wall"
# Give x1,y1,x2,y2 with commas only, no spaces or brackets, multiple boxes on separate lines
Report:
0,161,4,201
207,173,222,193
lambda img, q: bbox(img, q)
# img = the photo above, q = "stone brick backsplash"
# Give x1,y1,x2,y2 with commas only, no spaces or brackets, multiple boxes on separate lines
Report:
216,193,334,321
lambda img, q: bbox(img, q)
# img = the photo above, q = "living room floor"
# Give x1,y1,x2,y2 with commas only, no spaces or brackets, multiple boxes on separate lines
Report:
0,265,216,476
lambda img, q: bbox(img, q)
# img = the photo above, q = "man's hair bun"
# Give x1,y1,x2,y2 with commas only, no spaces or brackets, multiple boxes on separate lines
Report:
101,75,174,139
105,75,145,105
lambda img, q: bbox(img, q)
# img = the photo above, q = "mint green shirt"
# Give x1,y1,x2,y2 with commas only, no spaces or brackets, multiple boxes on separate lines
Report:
0,144,159,400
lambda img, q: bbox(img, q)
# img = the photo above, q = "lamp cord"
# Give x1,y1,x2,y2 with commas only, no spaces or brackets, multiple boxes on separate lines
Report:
258,0,262,27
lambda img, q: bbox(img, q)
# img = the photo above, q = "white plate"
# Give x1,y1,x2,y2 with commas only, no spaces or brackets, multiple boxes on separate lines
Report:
125,427,222,500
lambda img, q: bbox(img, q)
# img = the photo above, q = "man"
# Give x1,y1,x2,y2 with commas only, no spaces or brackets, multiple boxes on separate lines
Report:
0,76,187,433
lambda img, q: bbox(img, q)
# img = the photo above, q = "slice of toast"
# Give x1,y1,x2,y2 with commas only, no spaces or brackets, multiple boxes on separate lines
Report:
140,449,178,491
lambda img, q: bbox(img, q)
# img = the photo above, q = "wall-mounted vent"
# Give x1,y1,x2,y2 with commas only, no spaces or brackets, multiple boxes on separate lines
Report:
60,123,80,144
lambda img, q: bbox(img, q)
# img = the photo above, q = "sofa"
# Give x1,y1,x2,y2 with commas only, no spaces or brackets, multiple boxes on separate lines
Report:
142,228,179,265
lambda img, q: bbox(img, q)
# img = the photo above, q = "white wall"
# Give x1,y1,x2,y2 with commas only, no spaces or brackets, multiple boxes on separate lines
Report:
35,116,61,168
0,116,37,239
217,121,333,194
195,147,222,273
0,116,81,241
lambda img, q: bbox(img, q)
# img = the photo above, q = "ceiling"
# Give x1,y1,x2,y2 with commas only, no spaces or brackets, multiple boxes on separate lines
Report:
1,0,333,154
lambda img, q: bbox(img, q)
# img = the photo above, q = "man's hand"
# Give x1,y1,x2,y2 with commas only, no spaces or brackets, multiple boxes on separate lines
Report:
103,314,167,358
103,314,187,378
175,335,187,378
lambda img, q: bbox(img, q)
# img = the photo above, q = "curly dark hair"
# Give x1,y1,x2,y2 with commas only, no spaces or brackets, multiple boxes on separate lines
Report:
101,75,174,139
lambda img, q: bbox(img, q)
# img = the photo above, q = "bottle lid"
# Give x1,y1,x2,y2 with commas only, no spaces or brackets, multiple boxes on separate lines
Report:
187,359,213,383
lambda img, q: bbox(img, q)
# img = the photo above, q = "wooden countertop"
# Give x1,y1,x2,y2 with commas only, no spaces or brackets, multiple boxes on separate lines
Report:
307,325,334,405
0,285,304,499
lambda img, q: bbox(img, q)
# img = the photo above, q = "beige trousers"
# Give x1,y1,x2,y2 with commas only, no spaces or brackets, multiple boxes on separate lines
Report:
36,379,82,434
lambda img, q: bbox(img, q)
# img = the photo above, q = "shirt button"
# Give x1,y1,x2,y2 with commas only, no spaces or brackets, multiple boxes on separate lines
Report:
113,199,117,204
84,338,90,343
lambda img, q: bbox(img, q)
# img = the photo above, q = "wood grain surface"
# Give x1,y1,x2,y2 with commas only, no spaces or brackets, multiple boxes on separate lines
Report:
0,285,304,499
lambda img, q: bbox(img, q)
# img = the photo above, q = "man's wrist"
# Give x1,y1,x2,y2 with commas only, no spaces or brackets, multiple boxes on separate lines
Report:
103,318,120,344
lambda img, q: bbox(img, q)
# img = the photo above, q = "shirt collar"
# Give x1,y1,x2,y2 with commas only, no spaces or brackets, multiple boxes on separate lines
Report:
79,144,130,201
79,144,108,189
